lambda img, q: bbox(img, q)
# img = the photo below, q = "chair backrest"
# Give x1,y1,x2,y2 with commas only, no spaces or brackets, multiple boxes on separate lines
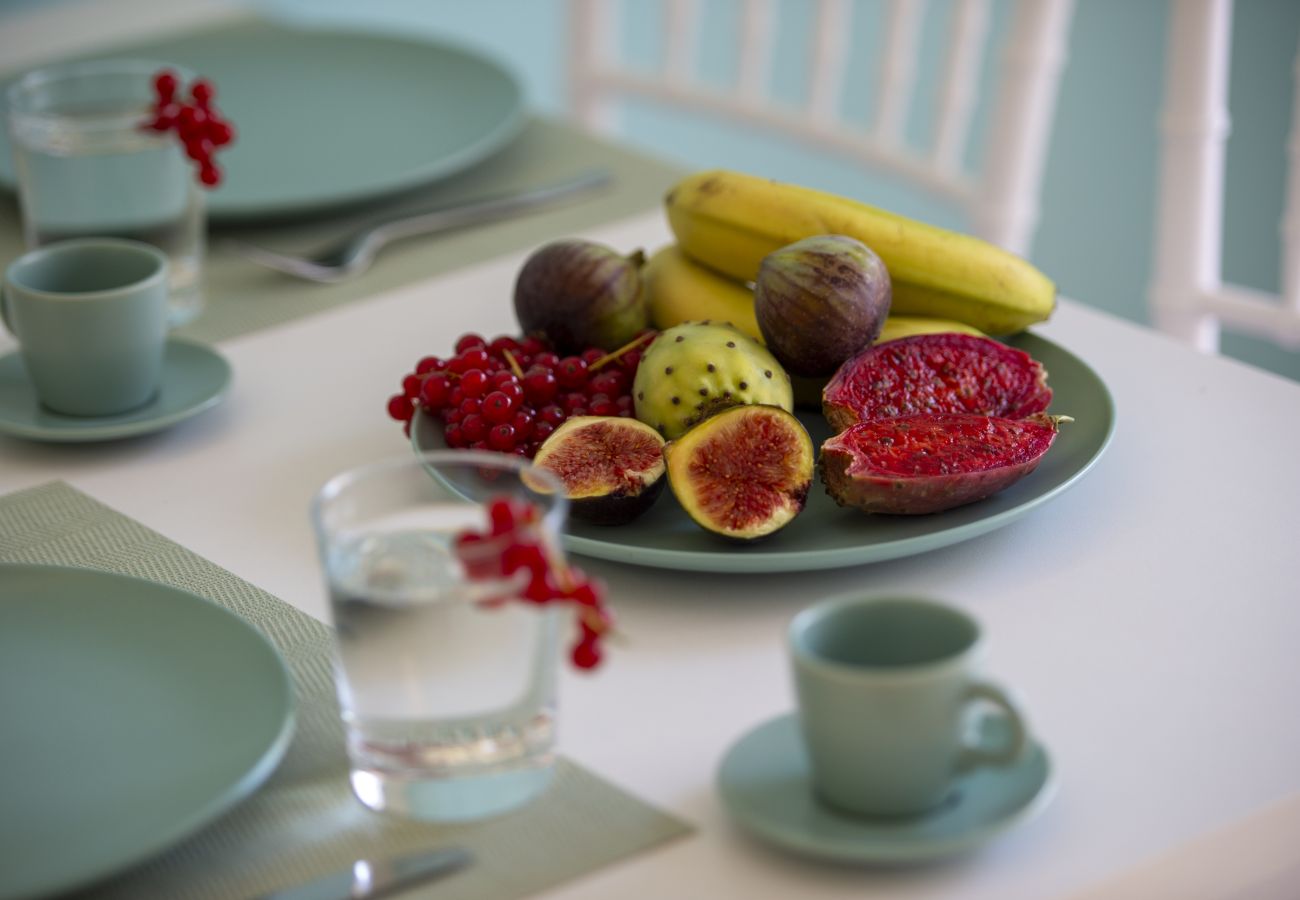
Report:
568,0,1075,257
1150,0,1300,353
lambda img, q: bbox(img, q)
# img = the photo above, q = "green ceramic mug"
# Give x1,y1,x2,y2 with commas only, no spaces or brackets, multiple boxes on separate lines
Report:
789,595,1027,818
2,238,168,416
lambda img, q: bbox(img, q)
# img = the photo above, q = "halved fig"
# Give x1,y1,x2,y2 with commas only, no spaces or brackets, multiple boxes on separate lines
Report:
820,413,1066,515
532,416,666,525
823,333,1052,432
665,405,814,540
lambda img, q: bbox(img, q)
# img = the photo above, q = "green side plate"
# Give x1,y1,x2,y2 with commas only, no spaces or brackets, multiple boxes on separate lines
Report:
0,339,231,442
412,332,1116,573
717,714,1055,864
0,22,525,221
0,565,295,899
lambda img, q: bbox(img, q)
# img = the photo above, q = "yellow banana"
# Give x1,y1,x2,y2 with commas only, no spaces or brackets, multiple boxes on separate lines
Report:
665,170,1055,334
643,244,984,345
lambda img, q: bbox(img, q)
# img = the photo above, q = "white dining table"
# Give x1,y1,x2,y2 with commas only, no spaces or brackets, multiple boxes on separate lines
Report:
3,199,1300,898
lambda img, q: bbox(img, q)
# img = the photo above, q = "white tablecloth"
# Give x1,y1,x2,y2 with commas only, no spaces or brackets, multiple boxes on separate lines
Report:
4,206,1300,898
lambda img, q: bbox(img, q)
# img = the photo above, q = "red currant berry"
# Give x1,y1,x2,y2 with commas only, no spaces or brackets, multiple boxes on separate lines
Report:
572,639,602,670
386,394,414,421
455,333,487,353
482,391,517,424
449,386,466,407
419,374,451,409
619,349,642,372
153,70,178,101
459,397,482,417
198,163,221,187
511,411,534,439
459,369,489,398
533,352,560,370
489,370,519,389
488,423,517,451
458,348,491,372
184,137,213,162
539,405,566,426
561,392,588,413
589,394,617,417
190,79,215,106
488,336,520,356
444,423,465,447
590,370,626,396
555,357,588,389
442,407,463,425
497,381,525,403
533,421,555,444
461,414,488,443
401,373,422,398
616,395,634,416
581,348,605,366
206,119,235,146
522,367,558,405
520,336,548,355
415,356,444,374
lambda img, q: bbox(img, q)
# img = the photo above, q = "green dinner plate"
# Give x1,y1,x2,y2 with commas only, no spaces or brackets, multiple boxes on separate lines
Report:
411,332,1116,573
0,22,525,221
0,565,295,899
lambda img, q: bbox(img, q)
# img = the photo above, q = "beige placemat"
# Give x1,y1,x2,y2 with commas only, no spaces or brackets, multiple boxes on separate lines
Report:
0,19,685,345
0,481,691,900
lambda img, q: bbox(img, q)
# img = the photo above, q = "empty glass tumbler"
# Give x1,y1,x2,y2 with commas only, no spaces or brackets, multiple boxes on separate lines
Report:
311,451,569,822
6,59,205,327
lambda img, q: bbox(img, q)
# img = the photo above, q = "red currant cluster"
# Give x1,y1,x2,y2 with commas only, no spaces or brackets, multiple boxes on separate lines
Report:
455,496,612,669
145,69,236,188
387,330,654,458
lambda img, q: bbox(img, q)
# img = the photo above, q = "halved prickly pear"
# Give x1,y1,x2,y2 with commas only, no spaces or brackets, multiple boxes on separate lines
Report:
820,413,1066,515
665,405,814,540
532,416,666,525
822,333,1052,432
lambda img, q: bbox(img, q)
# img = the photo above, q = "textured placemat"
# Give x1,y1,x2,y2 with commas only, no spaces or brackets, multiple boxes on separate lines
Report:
0,481,691,900
0,19,684,345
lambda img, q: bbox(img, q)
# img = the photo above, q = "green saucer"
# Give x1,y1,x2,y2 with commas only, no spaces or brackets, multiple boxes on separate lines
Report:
0,339,231,442
717,714,1055,865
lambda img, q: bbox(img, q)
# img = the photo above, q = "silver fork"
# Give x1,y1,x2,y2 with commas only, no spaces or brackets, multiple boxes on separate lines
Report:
227,169,612,283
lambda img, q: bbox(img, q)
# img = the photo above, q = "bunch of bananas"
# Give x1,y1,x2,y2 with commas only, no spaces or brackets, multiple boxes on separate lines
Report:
647,170,1056,341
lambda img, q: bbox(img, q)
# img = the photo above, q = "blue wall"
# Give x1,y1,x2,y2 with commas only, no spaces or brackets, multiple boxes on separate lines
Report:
265,0,1300,380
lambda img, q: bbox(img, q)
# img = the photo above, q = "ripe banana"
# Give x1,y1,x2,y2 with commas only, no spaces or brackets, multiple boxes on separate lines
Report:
643,244,984,345
665,170,1056,334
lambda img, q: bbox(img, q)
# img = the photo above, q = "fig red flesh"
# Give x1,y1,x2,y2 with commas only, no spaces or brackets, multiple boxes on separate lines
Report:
820,413,1061,515
822,333,1052,432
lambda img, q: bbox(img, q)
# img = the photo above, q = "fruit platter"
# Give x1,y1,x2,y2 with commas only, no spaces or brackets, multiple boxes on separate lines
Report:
393,170,1115,573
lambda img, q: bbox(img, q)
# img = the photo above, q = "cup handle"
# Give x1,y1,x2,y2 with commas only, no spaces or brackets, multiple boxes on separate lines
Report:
955,681,1027,772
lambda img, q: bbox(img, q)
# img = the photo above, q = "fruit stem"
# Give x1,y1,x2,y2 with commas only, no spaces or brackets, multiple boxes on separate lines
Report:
502,349,525,378
589,331,656,372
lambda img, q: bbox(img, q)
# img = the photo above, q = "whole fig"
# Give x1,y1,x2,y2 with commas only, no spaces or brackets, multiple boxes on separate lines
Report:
754,234,891,377
514,240,650,354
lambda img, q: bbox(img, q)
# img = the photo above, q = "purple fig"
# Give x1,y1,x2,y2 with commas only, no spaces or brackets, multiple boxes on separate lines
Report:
514,240,650,354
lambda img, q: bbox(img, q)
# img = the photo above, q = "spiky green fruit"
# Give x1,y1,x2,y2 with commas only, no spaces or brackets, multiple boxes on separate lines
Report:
632,321,793,440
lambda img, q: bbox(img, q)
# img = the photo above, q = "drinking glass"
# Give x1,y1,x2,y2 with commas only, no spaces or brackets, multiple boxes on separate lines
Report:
6,59,205,327
311,451,569,822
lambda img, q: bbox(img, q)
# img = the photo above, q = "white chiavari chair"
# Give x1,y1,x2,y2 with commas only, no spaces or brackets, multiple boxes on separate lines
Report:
1150,0,1300,354
568,0,1075,257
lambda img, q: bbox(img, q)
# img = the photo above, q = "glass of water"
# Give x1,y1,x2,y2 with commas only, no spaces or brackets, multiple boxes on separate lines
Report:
311,451,569,822
6,59,205,327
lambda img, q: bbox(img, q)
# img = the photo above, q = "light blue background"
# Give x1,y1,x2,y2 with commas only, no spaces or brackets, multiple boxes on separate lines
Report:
259,0,1300,381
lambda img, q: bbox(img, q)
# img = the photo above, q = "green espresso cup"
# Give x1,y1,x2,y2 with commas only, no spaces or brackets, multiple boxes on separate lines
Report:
789,596,1028,818
2,238,168,416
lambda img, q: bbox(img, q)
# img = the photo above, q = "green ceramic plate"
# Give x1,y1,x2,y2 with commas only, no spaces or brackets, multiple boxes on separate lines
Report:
717,714,1055,864
0,22,525,221
0,339,231,443
412,332,1116,573
0,565,295,899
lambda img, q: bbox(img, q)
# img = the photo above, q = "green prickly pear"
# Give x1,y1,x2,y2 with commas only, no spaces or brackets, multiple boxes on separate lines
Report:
632,321,793,440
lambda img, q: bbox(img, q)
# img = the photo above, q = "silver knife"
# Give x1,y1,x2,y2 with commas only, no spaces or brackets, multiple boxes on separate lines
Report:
255,846,473,900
